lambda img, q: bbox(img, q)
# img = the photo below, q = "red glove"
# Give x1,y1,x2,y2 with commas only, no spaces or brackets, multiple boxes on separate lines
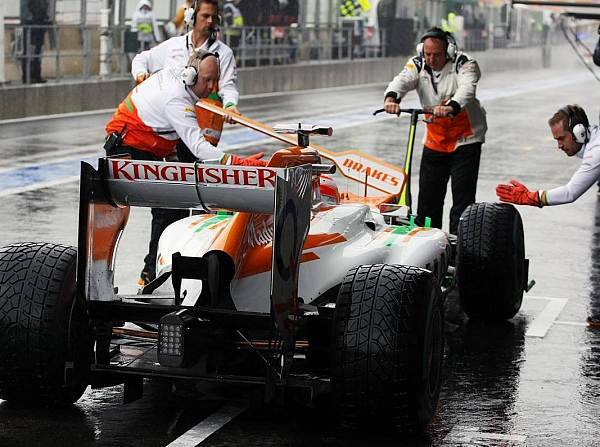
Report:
228,152,267,167
496,179,542,207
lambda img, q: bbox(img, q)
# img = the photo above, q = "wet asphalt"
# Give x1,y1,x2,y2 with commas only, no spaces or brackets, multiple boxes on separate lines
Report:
0,61,599,446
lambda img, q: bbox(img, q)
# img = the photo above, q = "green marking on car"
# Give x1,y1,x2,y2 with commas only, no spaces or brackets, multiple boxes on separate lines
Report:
193,214,232,233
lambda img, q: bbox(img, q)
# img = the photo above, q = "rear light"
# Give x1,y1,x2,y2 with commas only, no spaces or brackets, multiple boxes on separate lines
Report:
158,309,197,367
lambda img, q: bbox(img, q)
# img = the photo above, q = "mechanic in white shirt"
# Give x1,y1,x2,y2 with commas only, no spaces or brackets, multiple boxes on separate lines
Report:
131,0,239,115
106,50,264,287
496,105,600,207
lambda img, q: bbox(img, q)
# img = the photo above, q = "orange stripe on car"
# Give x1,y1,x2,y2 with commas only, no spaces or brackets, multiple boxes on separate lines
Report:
303,233,346,249
89,203,130,262
210,212,251,262
238,233,344,278
403,227,434,241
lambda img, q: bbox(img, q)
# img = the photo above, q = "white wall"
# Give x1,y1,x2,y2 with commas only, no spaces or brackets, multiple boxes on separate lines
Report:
5,1,18,18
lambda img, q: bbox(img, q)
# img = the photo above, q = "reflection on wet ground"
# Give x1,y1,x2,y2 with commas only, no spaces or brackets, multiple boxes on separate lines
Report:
587,199,600,323
1,67,600,446
435,318,527,440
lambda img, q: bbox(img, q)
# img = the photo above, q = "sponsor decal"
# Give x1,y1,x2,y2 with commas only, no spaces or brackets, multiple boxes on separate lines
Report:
109,159,277,188
341,157,400,187
412,56,424,72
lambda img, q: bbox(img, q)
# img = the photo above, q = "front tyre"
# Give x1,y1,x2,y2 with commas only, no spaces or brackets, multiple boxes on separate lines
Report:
457,202,526,320
332,264,444,433
0,243,91,406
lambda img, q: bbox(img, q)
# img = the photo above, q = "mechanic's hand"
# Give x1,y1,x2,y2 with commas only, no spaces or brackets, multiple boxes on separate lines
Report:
223,104,240,124
496,179,542,207
432,105,454,118
228,152,267,167
383,97,400,115
135,72,150,84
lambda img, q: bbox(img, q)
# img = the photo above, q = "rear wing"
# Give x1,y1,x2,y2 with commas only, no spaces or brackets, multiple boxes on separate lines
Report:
198,100,406,197
105,157,281,213
77,157,312,352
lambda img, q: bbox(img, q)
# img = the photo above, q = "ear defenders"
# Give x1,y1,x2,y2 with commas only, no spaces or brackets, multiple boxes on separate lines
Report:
184,0,198,25
560,105,589,144
184,0,220,26
416,27,457,60
182,50,219,86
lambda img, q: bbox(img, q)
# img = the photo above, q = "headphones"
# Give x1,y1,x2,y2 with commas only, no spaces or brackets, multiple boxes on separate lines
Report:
182,50,219,86
184,0,198,25
416,27,457,61
559,105,589,144
184,0,220,26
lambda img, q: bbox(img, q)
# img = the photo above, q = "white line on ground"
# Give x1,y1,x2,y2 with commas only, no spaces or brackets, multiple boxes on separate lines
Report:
524,296,569,338
444,425,527,443
166,401,248,447
554,320,589,327
0,108,115,125
0,146,103,173
0,176,80,197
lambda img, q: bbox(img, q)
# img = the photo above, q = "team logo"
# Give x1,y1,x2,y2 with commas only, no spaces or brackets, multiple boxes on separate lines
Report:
109,159,277,188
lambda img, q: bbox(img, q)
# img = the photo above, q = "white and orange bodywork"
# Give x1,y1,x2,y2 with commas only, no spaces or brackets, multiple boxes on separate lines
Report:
152,103,451,313
157,203,450,313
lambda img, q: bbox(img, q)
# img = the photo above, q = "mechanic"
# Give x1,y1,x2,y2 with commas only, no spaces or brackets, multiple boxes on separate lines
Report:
383,27,487,235
131,0,240,118
105,50,265,287
496,105,599,208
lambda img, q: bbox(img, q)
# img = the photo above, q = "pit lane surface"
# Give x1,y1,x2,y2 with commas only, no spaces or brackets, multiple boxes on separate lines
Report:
1,64,600,446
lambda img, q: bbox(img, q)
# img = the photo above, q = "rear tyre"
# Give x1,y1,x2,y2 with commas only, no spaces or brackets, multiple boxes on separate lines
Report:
332,264,444,433
0,243,91,406
457,202,525,320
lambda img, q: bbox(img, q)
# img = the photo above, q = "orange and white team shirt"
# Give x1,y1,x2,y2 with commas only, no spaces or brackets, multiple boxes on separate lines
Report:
106,68,225,161
384,52,487,153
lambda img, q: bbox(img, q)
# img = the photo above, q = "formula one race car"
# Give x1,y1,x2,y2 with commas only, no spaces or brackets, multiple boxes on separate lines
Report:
0,103,531,433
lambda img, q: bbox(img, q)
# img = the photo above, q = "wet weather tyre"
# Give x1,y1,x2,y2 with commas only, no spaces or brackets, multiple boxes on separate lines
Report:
332,264,444,433
457,202,525,320
0,242,91,406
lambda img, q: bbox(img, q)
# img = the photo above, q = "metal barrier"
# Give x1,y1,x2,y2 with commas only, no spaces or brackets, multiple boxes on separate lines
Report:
221,26,387,68
6,24,107,84
2,23,388,83
2,22,576,85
